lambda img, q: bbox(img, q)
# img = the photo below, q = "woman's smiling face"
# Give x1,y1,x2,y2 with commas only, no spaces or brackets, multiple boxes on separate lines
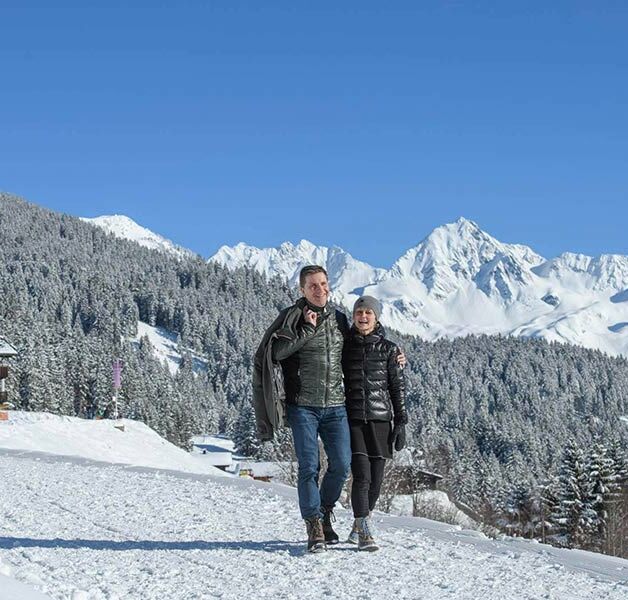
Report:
354,307,376,335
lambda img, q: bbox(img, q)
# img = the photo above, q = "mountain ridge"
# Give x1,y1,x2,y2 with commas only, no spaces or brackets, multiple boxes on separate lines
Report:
81,215,195,259
85,212,628,357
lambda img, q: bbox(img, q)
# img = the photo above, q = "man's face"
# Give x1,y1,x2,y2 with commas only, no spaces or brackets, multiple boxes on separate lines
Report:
301,272,330,308
353,307,376,334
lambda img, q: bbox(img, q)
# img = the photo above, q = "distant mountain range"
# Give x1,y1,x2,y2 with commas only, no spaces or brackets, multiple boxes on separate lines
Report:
86,215,628,357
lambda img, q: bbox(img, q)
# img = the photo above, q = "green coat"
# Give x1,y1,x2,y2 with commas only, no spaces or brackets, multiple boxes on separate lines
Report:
252,298,349,440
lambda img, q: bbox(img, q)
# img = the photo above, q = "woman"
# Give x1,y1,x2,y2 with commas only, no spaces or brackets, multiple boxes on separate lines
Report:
342,295,407,551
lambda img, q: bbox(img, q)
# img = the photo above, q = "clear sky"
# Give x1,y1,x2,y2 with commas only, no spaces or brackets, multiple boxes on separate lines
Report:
2,1,627,267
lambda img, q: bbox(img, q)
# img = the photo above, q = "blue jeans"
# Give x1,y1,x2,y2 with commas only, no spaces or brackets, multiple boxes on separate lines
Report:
286,404,352,520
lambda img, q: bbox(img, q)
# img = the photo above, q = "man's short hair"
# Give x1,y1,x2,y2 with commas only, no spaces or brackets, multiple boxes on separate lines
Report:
299,265,328,288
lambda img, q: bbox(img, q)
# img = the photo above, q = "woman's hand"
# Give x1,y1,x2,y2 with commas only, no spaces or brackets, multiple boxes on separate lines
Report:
390,422,406,451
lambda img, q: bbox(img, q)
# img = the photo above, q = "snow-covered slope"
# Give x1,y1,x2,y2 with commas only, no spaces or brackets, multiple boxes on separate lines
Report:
131,321,208,375
209,218,628,357
81,215,194,259
0,414,626,599
0,411,225,476
0,573,52,600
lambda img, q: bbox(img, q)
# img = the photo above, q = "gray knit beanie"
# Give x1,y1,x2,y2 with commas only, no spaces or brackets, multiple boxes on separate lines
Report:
353,295,382,320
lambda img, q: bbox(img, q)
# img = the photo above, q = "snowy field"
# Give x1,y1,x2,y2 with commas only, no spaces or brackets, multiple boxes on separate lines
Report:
0,413,626,600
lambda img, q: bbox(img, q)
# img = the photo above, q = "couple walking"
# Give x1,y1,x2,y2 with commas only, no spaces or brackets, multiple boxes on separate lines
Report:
253,265,407,552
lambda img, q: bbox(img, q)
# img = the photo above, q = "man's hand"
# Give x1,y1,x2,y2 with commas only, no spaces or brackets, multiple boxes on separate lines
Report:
303,307,318,327
396,349,407,368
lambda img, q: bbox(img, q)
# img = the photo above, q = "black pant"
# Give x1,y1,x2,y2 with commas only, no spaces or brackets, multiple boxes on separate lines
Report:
351,453,386,518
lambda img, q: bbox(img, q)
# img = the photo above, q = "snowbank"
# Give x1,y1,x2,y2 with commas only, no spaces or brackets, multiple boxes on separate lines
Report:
389,489,477,528
0,572,52,600
0,411,228,477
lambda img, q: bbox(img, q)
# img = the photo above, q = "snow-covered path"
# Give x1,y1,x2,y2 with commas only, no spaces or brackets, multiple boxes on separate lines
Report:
1,451,626,600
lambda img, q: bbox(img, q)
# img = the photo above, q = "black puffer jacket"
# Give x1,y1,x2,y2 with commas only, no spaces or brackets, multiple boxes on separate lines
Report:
342,324,406,422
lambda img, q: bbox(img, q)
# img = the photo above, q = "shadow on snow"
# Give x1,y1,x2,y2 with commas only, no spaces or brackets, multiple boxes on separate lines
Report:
0,536,355,556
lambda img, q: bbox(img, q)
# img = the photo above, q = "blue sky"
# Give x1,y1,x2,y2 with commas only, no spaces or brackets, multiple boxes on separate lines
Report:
2,1,627,267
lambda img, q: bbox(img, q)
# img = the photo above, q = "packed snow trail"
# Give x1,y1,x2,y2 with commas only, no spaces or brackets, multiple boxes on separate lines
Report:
0,451,626,600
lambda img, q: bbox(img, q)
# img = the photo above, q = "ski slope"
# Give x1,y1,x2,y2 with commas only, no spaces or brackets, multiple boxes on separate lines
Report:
0,413,626,600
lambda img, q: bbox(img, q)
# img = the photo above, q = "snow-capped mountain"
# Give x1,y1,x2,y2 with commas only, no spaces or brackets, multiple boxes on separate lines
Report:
533,252,628,292
387,218,544,299
81,215,194,259
209,217,628,357
211,239,386,294
83,212,628,356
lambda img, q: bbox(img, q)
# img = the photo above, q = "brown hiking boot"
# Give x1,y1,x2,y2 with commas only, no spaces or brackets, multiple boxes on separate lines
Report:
305,516,326,553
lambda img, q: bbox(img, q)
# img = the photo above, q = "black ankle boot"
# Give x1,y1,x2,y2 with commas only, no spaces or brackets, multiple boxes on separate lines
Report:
321,507,339,545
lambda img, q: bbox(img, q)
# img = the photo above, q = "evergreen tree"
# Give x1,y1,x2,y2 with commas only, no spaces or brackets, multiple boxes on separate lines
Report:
231,402,260,458
501,483,534,538
551,440,594,548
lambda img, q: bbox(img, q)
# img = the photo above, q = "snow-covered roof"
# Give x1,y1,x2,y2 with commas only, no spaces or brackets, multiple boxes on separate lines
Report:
417,469,443,480
191,447,233,467
190,435,235,467
0,339,17,358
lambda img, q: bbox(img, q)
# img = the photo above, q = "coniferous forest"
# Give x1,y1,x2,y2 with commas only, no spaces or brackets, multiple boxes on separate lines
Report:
1,193,626,556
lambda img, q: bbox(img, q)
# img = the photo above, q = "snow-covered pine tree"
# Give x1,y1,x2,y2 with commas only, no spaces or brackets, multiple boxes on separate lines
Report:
603,440,628,556
551,440,594,549
584,441,616,551
231,401,260,458
502,483,534,538
535,477,560,544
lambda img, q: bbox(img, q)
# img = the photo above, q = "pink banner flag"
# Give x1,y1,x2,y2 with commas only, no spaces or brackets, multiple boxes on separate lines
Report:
112,360,122,389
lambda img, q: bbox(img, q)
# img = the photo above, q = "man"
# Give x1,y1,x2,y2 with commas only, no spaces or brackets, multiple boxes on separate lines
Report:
253,265,349,552
253,265,404,553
